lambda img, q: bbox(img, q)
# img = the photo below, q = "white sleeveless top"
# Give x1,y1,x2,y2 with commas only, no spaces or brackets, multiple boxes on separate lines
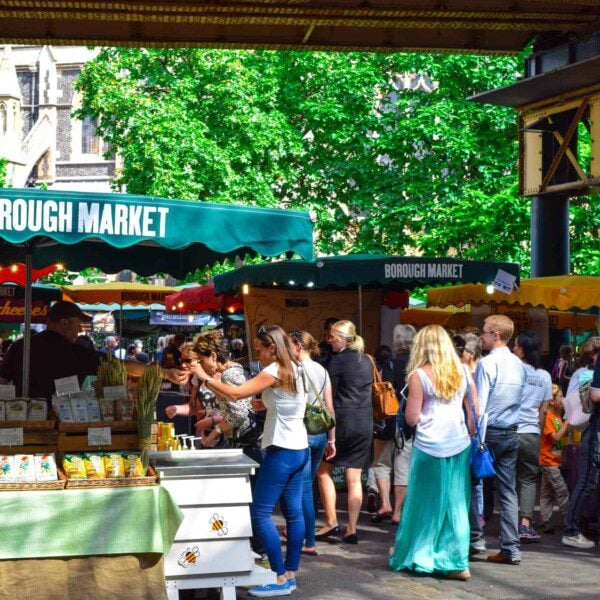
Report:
261,362,308,451
413,368,470,458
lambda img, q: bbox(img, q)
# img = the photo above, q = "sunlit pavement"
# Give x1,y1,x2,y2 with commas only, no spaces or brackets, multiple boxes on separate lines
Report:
235,499,600,600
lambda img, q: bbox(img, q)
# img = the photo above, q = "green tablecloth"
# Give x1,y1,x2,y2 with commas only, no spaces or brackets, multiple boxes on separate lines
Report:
0,485,183,560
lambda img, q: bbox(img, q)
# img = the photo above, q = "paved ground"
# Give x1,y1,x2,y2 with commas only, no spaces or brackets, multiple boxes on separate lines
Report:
235,502,600,600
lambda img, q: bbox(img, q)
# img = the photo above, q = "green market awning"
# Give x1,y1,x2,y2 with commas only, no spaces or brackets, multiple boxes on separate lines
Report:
0,189,314,277
0,283,61,303
214,255,520,295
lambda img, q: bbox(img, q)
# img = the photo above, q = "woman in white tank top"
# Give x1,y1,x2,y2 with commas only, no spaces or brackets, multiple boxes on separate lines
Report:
389,325,478,581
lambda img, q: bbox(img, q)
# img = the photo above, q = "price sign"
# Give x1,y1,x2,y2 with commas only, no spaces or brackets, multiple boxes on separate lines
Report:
103,386,127,401
0,384,16,399
492,269,517,295
0,428,24,446
54,375,80,396
87,427,112,446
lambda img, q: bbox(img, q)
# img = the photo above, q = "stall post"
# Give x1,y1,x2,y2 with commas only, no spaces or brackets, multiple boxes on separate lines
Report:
22,244,33,397
358,284,363,336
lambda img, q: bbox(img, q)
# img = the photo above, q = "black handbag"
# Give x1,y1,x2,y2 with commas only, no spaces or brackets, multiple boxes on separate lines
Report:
395,384,415,442
373,417,396,441
234,410,263,446
301,366,335,435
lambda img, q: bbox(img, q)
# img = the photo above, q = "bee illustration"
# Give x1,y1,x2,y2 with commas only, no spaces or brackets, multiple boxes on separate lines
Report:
209,513,228,537
178,546,200,568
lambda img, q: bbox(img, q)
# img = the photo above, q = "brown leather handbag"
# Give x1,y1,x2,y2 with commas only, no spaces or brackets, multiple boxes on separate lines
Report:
367,355,400,421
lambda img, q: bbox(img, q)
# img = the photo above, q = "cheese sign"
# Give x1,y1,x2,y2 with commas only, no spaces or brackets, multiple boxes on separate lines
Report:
0,198,169,239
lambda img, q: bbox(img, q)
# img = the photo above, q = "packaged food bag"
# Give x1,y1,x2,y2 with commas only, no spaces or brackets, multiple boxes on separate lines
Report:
86,398,101,422
0,455,14,482
123,453,145,478
84,453,106,479
6,400,28,421
28,399,48,421
69,396,89,422
62,454,87,480
115,399,135,421
103,453,125,478
0,401,5,421
99,399,115,422
52,396,74,422
34,453,58,482
14,454,36,482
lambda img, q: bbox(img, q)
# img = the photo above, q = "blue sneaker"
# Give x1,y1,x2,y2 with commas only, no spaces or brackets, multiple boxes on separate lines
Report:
287,578,297,592
248,581,292,597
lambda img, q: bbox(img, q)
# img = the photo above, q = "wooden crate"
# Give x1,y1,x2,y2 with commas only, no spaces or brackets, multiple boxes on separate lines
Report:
58,421,139,453
0,421,58,455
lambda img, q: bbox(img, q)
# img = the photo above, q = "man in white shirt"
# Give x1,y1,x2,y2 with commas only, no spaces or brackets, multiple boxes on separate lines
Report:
470,315,526,565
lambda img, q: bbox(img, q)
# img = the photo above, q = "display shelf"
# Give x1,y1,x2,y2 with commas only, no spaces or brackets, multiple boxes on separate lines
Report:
0,429,58,455
64,466,157,489
0,420,56,430
58,420,138,453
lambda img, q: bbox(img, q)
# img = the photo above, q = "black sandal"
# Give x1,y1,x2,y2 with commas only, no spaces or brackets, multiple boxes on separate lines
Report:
315,525,340,541
370,512,393,524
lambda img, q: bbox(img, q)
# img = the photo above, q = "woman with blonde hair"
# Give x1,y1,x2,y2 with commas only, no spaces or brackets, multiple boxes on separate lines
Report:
389,325,477,581
315,320,373,544
189,325,308,597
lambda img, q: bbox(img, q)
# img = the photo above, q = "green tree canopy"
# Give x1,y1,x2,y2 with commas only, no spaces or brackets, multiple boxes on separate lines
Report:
75,49,598,276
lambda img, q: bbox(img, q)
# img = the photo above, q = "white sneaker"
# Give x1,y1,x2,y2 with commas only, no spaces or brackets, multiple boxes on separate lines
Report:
562,534,595,549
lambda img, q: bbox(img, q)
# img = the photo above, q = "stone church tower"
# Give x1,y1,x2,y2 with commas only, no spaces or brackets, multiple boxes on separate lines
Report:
0,45,116,190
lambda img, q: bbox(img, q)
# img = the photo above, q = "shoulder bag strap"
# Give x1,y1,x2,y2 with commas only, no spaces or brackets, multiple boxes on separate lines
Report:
304,367,327,410
463,365,482,443
366,354,382,385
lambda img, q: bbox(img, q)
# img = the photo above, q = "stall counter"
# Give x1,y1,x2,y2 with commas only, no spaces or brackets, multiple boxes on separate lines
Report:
0,486,182,559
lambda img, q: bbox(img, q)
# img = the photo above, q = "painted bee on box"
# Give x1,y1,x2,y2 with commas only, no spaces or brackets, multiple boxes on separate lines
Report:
209,513,228,536
178,546,200,568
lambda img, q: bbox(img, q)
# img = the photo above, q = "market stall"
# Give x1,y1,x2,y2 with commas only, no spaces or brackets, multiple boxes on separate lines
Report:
213,254,520,353
0,187,313,598
400,304,599,332
63,281,179,349
426,275,600,351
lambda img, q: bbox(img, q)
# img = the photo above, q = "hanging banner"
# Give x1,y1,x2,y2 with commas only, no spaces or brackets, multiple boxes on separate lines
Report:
149,311,216,327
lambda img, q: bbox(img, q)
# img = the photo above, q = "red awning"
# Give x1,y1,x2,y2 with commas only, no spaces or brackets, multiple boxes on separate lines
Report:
166,283,243,313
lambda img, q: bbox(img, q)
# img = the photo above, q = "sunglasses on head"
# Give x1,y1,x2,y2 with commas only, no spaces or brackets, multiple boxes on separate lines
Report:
257,326,276,345
291,331,302,343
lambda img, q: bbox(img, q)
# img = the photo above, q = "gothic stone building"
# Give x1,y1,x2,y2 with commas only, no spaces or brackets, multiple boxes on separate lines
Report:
0,45,117,191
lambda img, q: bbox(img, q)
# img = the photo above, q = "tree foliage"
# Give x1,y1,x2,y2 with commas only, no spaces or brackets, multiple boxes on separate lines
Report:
75,49,598,276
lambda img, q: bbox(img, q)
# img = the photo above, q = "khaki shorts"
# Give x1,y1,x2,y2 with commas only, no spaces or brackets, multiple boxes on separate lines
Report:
373,438,413,486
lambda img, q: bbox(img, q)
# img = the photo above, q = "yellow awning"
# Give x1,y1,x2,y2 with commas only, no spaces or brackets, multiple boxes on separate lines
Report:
427,275,600,311
404,304,598,332
62,282,177,306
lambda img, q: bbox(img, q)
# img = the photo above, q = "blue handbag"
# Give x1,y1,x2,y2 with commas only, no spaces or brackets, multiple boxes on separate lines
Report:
465,369,496,479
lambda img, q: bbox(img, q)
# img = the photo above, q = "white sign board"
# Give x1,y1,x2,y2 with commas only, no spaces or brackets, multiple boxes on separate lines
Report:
87,427,112,446
103,386,127,401
54,376,80,396
492,269,517,294
0,384,16,399
0,428,24,446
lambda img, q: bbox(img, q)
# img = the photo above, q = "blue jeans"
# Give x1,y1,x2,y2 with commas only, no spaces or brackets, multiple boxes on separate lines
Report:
280,433,327,548
565,423,600,536
252,445,309,575
470,427,520,560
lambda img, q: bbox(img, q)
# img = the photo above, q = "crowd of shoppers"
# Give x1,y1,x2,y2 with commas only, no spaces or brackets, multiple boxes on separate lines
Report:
159,315,599,597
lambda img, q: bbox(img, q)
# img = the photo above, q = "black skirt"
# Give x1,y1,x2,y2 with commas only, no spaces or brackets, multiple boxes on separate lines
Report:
333,406,373,469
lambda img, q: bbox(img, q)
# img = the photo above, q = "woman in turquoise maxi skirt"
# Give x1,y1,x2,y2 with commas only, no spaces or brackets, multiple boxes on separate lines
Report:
389,325,477,580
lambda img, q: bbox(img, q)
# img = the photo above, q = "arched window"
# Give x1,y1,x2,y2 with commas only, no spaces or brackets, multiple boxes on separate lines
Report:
81,115,100,154
0,103,7,134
